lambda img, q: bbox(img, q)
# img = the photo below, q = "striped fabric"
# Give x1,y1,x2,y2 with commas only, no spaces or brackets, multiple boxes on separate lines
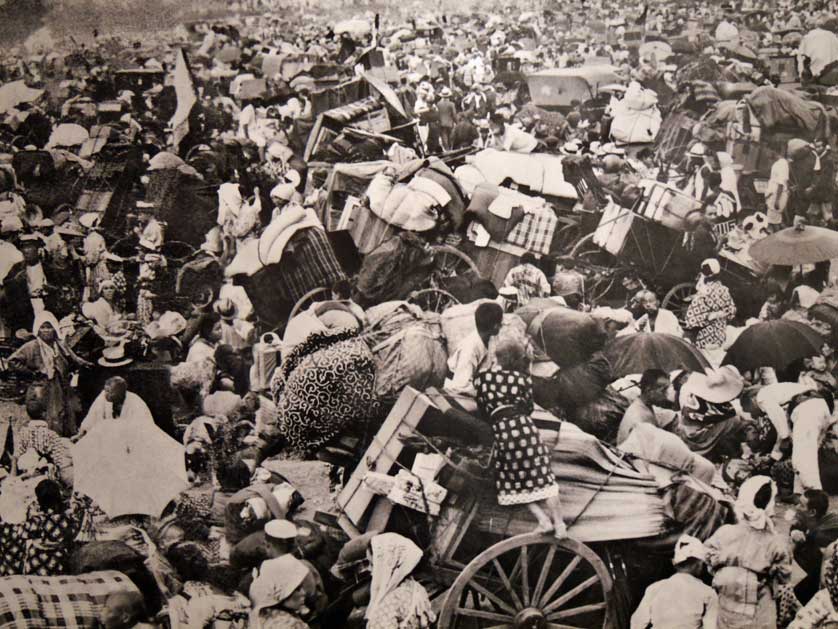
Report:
544,423,667,542
0,570,138,629
273,226,346,303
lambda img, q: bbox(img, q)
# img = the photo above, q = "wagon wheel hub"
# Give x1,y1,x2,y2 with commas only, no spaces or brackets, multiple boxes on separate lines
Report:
514,607,547,629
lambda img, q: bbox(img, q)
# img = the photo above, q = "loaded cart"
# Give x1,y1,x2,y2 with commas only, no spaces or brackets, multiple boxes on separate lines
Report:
334,387,731,629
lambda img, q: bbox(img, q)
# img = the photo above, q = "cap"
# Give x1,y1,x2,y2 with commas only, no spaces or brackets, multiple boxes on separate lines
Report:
264,519,298,540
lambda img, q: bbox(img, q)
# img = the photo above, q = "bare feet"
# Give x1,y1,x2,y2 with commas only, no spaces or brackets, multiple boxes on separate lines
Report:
532,523,555,535
553,521,568,539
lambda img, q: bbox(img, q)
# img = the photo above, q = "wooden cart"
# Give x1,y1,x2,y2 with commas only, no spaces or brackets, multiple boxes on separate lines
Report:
334,387,722,628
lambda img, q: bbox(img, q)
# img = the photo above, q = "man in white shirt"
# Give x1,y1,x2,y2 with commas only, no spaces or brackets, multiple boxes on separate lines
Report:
75,376,155,440
630,290,683,337
744,383,836,492
444,301,504,396
489,114,539,154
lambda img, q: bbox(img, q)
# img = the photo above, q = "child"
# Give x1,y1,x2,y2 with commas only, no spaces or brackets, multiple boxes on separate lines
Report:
445,302,503,397
474,337,566,537
631,535,719,629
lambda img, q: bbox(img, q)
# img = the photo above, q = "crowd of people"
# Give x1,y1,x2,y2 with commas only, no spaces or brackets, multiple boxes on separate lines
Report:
2,0,838,626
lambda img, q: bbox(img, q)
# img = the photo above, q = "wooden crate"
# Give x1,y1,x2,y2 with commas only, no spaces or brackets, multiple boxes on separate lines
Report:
340,201,400,255
462,240,528,287
336,387,435,536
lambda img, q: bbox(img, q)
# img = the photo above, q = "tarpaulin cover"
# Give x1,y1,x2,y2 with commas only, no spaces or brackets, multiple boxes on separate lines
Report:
744,86,824,132
543,424,666,542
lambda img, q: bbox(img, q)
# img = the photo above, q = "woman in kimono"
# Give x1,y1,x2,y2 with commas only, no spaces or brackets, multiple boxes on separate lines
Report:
704,476,793,628
9,311,90,437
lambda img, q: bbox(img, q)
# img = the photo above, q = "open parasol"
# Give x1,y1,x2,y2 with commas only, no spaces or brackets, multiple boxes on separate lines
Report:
749,223,838,265
604,332,711,377
72,420,188,518
722,320,825,372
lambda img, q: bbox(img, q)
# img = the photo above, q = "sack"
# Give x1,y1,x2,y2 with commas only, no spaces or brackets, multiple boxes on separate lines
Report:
371,320,448,400
529,309,606,369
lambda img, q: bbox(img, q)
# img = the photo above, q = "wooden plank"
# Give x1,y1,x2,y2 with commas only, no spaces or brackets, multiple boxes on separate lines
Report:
336,387,433,535
366,497,394,532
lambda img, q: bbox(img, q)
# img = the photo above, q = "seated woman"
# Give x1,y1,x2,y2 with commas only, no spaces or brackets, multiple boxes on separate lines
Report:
20,479,82,576
365,533,436,629
82,279,124,332
474,337,567,537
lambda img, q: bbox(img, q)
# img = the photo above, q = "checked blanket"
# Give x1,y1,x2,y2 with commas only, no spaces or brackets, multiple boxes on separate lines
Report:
0,570,138,628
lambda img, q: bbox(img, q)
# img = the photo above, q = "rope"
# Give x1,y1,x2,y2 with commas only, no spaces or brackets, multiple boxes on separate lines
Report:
566,451,627,528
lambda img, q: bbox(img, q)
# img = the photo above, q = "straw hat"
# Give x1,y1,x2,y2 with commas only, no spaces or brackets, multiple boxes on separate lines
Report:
98,344,133,368
213,297,238,322
684,365,743,404
79,212,102,230
264,519,299,540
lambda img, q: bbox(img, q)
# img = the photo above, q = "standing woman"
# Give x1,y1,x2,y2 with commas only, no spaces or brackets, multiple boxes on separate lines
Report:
684,258,736,360
9,311,90,437
704,476,793,628
474,337,567,537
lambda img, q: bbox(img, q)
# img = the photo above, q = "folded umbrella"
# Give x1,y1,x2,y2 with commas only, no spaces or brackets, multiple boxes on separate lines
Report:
604,332,711,377
749,224,838,265
722,320,824,372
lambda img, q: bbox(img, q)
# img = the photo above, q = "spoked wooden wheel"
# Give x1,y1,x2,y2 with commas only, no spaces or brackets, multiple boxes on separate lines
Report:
408,288,460,313
287,287,331,325
551,222,583,256
662,282,696,323
439,533,613,629
429,244,480,280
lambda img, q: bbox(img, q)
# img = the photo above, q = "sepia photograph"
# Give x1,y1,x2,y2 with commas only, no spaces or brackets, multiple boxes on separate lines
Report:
1,0,838,626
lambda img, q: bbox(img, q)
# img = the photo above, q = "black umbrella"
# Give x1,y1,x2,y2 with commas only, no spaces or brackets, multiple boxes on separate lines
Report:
723,320,824,371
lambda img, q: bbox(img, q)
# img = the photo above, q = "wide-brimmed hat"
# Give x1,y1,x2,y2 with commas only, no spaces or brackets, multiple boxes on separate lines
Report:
213,297,238,321
98,344,133,368
264,519,298,540
439,86,452,98
78,212,102,230
560,141,581,155
684,365,743,404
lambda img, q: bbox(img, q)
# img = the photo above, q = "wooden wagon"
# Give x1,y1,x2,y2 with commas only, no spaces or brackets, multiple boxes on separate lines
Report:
568,180,767,319
334,387,728,629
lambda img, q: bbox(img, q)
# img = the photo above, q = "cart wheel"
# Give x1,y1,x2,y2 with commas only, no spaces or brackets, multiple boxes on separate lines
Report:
439,533,613,629
662,282,696,322
569,233,597,258
408,288,460,313
551,222,583,256
160,240,196,263
287,287,331,325
430,244,480,279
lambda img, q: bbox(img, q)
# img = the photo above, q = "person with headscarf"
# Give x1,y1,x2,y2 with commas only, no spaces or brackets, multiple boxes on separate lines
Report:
9,311,89,437
684,258,736,352
81,279,123,331
474,336,567,537
630,534,719,629
789,543,838,627
249,553,312,629
365,533,436,629
704,476,792,628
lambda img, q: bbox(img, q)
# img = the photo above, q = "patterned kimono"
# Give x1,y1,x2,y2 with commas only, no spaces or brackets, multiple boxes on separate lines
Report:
474,368,559,506
21,504,81,576
685,279,737,349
